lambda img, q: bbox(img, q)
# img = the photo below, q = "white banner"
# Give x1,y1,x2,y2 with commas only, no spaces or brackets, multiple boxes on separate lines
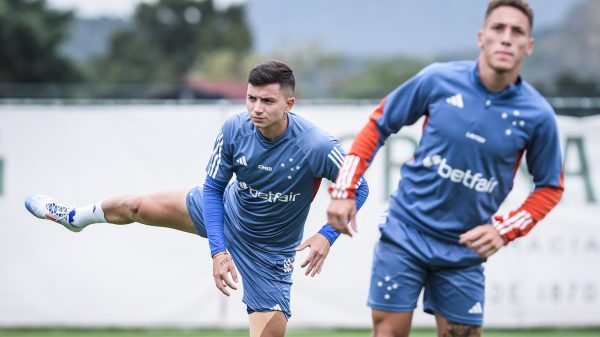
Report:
0,104,598,328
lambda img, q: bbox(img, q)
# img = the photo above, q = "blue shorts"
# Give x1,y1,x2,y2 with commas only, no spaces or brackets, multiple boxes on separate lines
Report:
368,218,484,326
186,186,293,319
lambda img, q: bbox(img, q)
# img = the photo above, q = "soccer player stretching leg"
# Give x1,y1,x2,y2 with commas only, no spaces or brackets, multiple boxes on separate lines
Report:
25,60,369,337
327,1,563,336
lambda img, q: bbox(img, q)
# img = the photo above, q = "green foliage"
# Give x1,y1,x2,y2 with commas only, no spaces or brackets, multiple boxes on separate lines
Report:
262,45,347,98
0,0,82,83
190,49,260,81
335,57,428,99
91,0,252,84
252,47,427,99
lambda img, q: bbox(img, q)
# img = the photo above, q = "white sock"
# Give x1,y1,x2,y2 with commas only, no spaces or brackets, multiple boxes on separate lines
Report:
71,200,106,227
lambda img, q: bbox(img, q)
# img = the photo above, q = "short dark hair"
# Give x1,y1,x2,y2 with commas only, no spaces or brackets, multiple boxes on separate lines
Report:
248,60,295,94
485,0,534,30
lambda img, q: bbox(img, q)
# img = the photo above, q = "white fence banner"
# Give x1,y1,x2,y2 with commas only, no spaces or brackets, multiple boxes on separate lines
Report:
0,104,598,328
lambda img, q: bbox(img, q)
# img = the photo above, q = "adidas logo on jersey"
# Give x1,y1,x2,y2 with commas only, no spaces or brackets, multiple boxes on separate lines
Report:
446,94,464,108
236,156,248,166
468,302,483,314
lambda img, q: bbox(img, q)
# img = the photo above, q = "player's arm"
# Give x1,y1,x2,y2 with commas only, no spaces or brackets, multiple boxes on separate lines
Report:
203,177,228,257
460,183,563,259
203,122,238,295
203,177,238,296
460,110,564,258
327,114,383,235
319,177,369,241
492,184,563,243
204,126,234,257
297,177,369,277
318,141,371,240
492,111,564,245
328,67,433,235
296,140,369,276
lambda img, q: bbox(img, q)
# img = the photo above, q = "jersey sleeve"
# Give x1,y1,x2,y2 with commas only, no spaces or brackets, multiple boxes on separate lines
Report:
330,65,436,199
203,177,228,256
202,116,238,256
525,110,563,189
494,109,564,244
319,177,368,244
302,129,347,182
303,128,370,244
205,117,236,183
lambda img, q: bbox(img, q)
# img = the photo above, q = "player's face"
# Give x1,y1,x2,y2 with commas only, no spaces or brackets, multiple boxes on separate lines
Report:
246,83,295,141
478,6,534,75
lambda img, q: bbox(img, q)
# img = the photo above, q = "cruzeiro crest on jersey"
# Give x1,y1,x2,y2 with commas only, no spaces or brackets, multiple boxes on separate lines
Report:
500,109,527,137
279,156,302,180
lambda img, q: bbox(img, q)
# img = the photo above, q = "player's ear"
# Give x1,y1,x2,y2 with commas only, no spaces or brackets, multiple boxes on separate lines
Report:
525,37,534,56
477,29,484,50
286,96,295,112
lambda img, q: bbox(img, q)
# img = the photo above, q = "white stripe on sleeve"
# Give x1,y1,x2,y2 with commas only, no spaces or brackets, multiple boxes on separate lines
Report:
207,131,224,178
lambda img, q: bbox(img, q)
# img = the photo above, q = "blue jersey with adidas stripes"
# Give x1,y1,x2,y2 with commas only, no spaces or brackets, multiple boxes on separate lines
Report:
205,111,347,259
378,60,563,244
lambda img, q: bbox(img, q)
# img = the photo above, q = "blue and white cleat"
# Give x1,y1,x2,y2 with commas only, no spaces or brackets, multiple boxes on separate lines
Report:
24,195,83,232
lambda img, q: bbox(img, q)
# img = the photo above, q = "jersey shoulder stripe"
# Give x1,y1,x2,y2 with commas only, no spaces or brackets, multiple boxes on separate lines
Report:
207,130,224,178
327,146,344,169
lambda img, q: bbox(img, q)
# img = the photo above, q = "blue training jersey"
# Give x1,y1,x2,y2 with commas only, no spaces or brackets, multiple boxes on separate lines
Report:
205,112,349,258
334,60,563,244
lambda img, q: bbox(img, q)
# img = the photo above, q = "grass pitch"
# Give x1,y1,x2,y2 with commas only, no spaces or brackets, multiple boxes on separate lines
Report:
1,329,600,337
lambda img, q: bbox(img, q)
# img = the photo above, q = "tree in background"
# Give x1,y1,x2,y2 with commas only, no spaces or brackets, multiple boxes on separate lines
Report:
0,0,82,84
91,0,252,85
553,72,600,97
334,56,427,99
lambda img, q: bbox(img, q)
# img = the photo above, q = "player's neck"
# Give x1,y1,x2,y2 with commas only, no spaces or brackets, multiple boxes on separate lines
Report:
478,61,521,93
259,114,289,141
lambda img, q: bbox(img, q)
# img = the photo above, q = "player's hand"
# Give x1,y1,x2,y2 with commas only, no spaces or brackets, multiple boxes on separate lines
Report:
295,233,331,277
459,224,505,259
326,199,357,237
212,251,238,296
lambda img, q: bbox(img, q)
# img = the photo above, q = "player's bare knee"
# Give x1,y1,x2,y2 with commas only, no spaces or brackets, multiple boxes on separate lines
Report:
372,321,408,337
259,312,286,337
438,321,481,337
122,196,145,223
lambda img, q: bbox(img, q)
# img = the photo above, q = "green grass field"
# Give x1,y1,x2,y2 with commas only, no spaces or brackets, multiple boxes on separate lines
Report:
1,329,600,337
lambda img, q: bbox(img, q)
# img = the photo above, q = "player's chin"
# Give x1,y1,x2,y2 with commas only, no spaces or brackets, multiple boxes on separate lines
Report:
490,61,516,74
250,119,267,127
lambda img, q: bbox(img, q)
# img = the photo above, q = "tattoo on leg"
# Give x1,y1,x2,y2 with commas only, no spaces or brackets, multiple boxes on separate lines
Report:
441,320,481,337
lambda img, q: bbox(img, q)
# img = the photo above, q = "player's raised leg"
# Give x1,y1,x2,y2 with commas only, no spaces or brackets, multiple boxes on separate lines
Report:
25,190,197,234
249,311,287,337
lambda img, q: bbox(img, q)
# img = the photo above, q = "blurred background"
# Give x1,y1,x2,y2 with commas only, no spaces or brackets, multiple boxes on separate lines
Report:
0,0,599,109
1,0,599,336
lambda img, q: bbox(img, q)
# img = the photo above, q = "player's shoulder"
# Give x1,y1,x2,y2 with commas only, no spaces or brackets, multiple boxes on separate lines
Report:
223,111,250,127
520,80,555,113
289,112,337,150
222,112,254,135
417,60,473,78
407,61,473,92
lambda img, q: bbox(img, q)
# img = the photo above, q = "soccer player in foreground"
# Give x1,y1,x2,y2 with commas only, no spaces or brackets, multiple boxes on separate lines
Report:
25,60,369,337
327,1,563,336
